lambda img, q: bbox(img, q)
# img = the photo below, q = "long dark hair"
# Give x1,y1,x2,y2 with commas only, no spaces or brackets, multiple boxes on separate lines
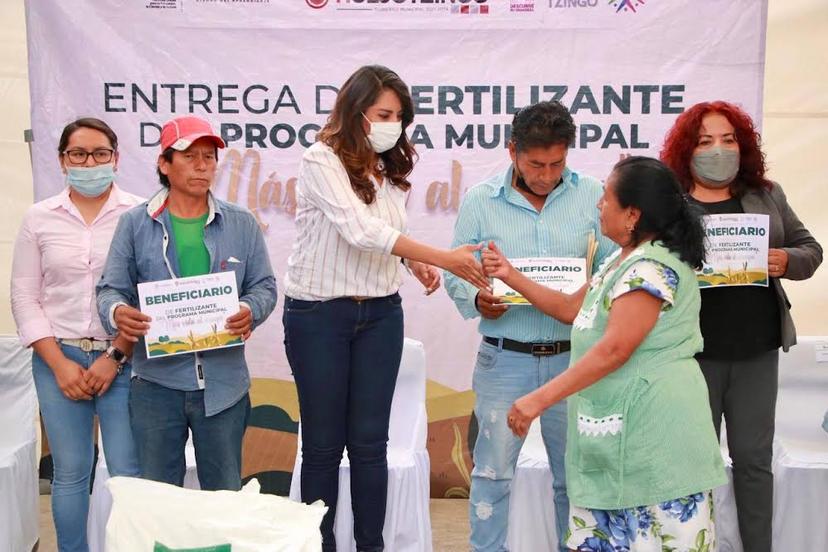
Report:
613,156,706,269
58,117,118,153
660,100,772,196
317,65,416,204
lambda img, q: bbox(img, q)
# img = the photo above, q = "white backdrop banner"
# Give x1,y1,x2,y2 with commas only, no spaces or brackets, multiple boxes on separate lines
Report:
25,0,767,390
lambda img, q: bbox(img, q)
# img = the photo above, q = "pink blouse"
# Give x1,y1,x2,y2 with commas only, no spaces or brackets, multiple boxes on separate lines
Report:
11,184,143,346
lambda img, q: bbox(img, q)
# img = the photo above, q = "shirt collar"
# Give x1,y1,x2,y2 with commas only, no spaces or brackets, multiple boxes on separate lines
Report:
107,183,136,207
44,183,133,213
146,187,221,224
43,187,72,211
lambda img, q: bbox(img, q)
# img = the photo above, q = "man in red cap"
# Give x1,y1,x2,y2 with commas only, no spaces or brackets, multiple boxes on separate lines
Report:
96,116,277,490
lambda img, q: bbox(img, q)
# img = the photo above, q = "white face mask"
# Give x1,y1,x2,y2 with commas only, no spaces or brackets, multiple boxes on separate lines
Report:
362,113,403,153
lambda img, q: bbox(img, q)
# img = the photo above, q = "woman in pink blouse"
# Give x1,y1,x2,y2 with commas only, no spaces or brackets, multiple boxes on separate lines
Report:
11,118,143,552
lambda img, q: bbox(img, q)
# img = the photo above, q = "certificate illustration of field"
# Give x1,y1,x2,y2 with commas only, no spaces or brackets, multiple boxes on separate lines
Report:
697,264,768,287
698,213,769,288
147,328,242,357
138,271,243,358
498,291,530,305
493,257,587,304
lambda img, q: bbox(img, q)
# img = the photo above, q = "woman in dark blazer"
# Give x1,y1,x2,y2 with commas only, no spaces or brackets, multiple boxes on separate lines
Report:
661,100,822,552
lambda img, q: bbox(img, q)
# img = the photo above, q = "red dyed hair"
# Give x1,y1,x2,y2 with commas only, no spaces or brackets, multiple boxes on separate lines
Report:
660,101,772,195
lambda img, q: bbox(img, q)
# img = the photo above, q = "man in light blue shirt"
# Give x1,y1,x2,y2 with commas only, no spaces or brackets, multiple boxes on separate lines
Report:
445,101,615,552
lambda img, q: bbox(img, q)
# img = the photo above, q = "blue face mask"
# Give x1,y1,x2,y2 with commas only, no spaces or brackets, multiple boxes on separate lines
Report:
65,164,116,197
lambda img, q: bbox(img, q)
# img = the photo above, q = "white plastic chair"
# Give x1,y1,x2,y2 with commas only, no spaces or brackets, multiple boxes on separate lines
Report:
289,337,433,551
0,336,39,552
715,337,828,552
507,418,559,551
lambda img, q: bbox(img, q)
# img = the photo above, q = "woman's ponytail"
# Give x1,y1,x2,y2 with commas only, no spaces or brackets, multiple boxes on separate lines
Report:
659,196,706,269
614,157,707,269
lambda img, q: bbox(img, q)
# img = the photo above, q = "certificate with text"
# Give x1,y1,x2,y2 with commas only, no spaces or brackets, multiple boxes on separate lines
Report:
492,257,587,305
138,271,243,358
697,213,770,288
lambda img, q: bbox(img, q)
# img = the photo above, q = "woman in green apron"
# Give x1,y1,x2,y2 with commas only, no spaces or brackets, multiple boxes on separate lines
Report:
482,156,726,551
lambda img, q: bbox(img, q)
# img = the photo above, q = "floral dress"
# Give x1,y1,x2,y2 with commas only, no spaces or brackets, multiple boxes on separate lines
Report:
566,491,715,552
566,258,716,552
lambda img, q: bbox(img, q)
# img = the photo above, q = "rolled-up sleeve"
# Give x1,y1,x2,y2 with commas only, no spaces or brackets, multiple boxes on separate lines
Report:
299,145,401,254
10,211,54,347
96,214,139,335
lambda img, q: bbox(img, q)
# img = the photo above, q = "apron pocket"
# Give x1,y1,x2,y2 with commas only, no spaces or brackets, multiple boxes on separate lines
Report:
575,395,627,473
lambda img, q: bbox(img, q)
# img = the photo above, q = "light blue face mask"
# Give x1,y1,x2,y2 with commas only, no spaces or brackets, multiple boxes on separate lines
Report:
65,164,115,197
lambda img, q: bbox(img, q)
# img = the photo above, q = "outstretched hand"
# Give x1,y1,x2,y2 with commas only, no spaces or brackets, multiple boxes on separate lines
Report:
481,241,515,282
445,243,489,290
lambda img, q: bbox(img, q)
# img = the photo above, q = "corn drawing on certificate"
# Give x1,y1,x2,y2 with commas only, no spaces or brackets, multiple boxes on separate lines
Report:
697,214,770,288
138,271,243,358
493,257,588,304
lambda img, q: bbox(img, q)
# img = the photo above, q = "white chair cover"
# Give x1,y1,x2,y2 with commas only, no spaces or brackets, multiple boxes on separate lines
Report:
0,335,39,552
289,337,433,551
715,336,828,551
508,418,559,551
510,337,828,551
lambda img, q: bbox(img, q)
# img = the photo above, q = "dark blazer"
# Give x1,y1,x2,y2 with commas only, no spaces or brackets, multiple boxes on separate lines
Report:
740,183,822,351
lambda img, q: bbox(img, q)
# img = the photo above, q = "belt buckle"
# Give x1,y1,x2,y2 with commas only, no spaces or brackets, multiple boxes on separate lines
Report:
532,342,559,356
79,338,94,353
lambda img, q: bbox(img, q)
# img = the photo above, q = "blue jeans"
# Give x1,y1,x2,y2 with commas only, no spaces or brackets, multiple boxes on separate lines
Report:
469,340,570,552
33,343,139,552
283,294,404,552
128,377,250,491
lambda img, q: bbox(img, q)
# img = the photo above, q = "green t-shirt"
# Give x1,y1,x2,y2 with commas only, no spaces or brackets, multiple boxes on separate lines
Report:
169,213,210,277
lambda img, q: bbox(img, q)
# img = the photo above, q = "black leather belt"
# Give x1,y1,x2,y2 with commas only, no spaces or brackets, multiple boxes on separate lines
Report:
483,336,571,356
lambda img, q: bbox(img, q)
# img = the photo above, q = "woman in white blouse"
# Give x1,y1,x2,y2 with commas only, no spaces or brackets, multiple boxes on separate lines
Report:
284,65,487,551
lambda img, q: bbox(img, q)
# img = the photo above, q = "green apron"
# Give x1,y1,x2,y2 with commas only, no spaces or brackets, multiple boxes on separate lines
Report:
565,241,727,509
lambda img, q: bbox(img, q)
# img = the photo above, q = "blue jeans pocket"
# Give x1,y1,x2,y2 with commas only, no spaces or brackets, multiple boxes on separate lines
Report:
474,343,497,372
285,297,322,314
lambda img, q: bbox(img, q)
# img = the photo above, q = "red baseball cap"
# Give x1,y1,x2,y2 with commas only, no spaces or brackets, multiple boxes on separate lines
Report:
159,116,226,152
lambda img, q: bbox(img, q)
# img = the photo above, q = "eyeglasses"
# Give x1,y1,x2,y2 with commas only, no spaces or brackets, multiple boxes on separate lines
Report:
62,148,115,164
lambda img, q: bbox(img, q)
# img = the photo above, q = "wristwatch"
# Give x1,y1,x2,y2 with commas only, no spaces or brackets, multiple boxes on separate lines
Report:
105,345,129,374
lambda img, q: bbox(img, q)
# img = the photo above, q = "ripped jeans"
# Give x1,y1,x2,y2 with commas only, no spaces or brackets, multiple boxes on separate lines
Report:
469,340,569,552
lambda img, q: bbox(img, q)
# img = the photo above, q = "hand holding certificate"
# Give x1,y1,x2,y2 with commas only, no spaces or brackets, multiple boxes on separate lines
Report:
491,257,587,304
137,271,245,358
481,241,588,304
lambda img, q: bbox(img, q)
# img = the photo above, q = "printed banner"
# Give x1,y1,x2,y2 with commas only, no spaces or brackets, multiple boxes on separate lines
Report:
25,0,768,496
492,257,587,304
698,213,770,288
138,271,243,357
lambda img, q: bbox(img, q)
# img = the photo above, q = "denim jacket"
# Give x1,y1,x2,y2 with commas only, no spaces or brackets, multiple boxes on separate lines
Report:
96,188,277,416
